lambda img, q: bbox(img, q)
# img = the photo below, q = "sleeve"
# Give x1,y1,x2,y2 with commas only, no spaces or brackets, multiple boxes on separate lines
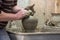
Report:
0,0,2,14
2,0,17,13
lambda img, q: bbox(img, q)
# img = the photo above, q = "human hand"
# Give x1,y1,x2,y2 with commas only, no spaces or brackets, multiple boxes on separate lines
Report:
15,9,31,19
12,6,21,13
13,5,31,19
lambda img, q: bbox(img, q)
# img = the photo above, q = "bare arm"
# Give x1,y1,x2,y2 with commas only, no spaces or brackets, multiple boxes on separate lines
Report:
0,9,27,21
0,12,17,21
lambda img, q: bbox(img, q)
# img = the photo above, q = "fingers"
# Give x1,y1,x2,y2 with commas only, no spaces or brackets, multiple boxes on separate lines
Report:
15,10,27,19
13,6,32,19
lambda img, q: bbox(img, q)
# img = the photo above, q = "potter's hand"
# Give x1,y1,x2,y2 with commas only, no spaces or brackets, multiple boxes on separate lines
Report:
12,6,22,13
13,6,31,19
13,5,33,16
13,5,31,15
15,9,31,19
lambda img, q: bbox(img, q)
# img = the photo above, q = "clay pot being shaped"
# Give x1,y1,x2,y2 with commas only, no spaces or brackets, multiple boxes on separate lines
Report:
22,4,38,32
22,16,38,32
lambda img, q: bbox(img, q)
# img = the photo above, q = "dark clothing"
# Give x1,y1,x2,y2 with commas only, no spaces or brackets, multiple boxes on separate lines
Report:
0,21,8,29
0,0,17,28
0,29,10,40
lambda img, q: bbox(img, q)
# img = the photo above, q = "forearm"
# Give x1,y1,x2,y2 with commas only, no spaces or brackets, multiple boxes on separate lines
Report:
0,12,20,21
0,9,28,21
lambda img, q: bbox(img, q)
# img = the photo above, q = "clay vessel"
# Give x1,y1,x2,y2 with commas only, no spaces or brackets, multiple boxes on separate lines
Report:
22,4,38,32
